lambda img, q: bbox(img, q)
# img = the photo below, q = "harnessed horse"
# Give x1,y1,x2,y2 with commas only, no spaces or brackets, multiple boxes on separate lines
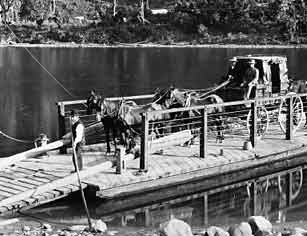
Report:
154,88,225,143
87,93,171,155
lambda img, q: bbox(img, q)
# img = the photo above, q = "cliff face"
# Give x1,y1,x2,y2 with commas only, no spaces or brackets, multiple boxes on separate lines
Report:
1,0,307,45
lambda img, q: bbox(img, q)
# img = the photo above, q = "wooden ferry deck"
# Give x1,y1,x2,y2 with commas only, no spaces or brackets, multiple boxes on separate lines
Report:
0,123,306,215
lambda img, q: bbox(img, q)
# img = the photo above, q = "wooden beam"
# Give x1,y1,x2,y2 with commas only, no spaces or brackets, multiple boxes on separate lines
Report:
58,94,154,106
0,161,113,208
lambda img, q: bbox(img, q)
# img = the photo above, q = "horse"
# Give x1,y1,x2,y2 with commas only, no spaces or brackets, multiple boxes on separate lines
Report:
154,87,225,143
87,93,171,155
92,96,134,155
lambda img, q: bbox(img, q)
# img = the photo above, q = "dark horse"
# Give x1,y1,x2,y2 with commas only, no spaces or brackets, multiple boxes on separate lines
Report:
87,93,171,155
87,95,134,155
154,87,225,143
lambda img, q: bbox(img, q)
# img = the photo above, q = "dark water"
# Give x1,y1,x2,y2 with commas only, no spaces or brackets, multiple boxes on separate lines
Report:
1,47,307,156
25,166,307,231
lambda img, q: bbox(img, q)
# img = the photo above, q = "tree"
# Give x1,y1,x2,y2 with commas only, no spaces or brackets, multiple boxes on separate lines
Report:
0,0,14,23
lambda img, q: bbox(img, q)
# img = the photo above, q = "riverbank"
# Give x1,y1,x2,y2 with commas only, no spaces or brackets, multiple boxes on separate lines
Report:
1,216,307,236
1,24,306,49
2,42,307,48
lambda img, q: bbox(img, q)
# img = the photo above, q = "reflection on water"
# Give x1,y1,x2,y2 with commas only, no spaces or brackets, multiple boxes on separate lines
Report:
1,47,307,156
25,166,307,229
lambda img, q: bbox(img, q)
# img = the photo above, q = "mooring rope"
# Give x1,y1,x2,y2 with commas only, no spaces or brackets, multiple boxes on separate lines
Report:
1,23,91,143
4,23,76,99
0,131,33,144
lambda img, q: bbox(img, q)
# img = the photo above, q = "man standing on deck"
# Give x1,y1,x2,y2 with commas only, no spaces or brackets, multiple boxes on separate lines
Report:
70,110,85,172
86,89,97,114
226,57,237,81
241,59,259,100
220,57,237,84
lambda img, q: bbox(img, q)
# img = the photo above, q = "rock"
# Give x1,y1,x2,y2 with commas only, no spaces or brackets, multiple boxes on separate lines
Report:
292,228,307,236
107,230,119,236
255,230,271,236
202,226,229,236
43,223,53,232
248,216,272,234
159,218,193,236
68,225,87,231
91,219,107,233
229,222,252,236
22,226,31,231
283,227,307,236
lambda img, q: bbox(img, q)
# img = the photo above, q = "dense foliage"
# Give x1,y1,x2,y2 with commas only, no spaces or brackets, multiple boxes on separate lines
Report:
1,0,307,44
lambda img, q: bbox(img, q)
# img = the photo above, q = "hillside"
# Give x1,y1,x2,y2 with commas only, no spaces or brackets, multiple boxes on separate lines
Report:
0,0,307,45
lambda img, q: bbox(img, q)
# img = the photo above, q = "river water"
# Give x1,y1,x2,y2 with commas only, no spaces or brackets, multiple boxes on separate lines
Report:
1,47,307,231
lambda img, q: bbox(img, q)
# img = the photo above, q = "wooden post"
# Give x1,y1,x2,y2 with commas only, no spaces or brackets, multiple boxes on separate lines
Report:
140,113,149,171
113,0,117,16
116,146,126,174
146,0,150,10
144,208,151,227
250,181,257,216
250,101,257,148
200,107,208,158
57,102,67,154
203,193,208,225
286,172,293,206
286,96,293,140
140,0,145,23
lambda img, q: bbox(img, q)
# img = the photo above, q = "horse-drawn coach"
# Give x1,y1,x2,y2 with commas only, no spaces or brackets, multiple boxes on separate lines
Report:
153,55,306,140
215,55,304,137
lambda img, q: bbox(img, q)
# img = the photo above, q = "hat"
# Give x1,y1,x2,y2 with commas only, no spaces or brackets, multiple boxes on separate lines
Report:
229,57,237,62
248,59,256,64
70,109,79,117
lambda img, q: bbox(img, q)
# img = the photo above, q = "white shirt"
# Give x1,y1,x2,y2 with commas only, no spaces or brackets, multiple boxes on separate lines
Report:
74,123,84,145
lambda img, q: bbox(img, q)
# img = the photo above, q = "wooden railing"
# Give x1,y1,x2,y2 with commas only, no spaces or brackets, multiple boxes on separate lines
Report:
140,93,307,171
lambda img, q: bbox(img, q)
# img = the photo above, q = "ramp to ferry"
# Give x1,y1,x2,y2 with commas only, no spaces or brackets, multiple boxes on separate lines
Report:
0,147,113,215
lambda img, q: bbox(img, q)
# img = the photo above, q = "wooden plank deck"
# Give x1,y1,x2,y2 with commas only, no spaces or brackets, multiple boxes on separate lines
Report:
0,123,306,215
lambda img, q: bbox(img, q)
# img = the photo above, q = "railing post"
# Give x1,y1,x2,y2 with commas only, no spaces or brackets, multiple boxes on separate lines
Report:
57,102,67,154
140,113,149,171
200,106,208,158
286,96,293,140
250,101,257,148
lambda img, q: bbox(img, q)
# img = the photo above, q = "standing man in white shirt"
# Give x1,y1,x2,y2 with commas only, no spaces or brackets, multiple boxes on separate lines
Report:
70,110,85,172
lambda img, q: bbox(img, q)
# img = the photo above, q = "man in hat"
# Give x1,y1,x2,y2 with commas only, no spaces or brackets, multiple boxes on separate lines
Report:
241,59,259,100
226,57,237,81
220,57,238,84
86,89,97,115
70,110,85,172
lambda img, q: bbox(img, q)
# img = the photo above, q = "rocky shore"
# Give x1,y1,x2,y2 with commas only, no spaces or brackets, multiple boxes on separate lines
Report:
1,215,307,236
